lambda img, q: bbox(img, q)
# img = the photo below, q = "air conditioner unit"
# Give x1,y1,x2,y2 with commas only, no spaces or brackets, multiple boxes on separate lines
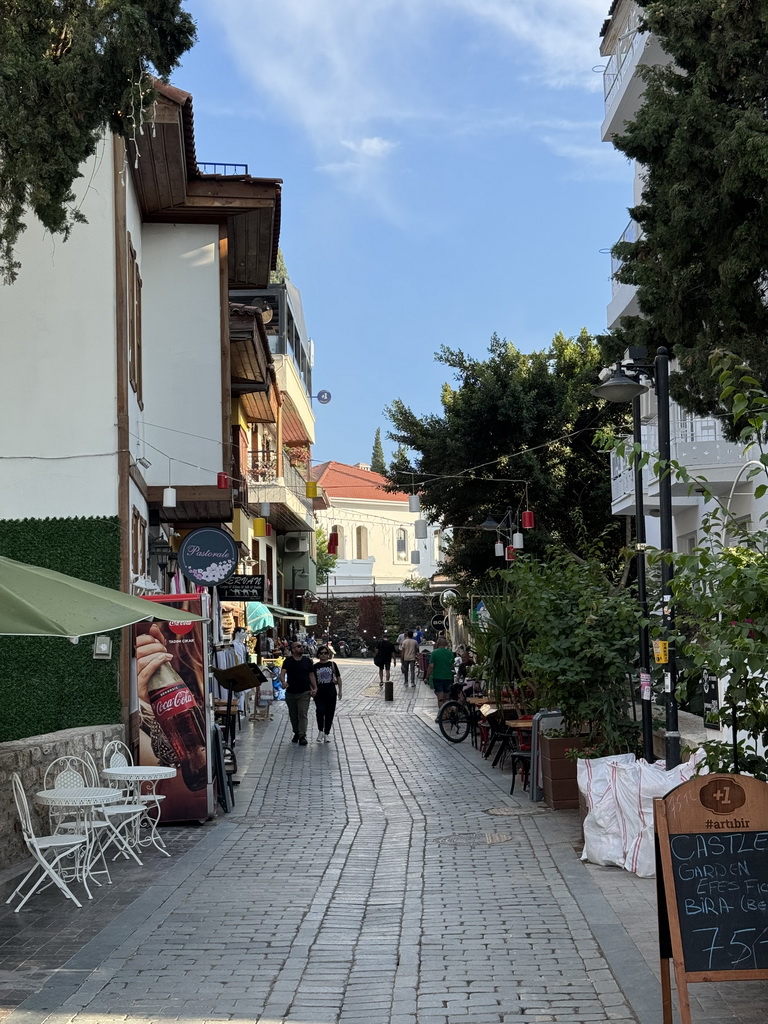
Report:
639,387,656,423
284,534,310,553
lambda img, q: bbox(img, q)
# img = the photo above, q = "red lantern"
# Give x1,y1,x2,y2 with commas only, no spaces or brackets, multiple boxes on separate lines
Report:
522,509,535,530
327,532,339,555
217,472,229,489
505,545,516,562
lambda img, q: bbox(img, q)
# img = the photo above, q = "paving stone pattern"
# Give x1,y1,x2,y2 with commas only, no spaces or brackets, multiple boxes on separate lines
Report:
6,663,644,1024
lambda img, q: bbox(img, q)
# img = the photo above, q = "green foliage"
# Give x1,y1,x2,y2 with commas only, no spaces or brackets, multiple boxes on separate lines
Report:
608,1,768,424
471,554,642,751
370,428,386,475
315,527,337,586
0,1,196,282
269,247,289,284
386,331,627,585
0,516,122,742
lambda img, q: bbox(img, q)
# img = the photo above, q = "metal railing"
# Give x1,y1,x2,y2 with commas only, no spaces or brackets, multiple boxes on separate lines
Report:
198,162,249,176
245,450,313,511
611,219,642,293
603,7,644,110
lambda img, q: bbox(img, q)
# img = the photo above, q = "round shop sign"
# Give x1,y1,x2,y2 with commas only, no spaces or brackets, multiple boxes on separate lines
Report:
178,528,238,587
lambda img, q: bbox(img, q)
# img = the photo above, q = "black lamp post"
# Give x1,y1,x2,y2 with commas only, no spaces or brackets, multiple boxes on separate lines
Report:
592,346,680,767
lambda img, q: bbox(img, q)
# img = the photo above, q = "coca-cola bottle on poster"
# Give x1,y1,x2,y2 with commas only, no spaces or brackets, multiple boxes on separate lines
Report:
148,662,207,791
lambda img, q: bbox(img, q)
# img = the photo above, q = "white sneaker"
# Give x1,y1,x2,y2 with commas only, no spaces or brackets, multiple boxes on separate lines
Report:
316,731,324,743
324,733,332,743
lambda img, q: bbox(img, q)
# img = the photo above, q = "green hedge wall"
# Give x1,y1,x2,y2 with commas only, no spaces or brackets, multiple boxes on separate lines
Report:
0,517,122,742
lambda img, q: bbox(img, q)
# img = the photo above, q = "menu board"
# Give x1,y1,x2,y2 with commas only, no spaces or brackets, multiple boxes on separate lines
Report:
655,774,768,1024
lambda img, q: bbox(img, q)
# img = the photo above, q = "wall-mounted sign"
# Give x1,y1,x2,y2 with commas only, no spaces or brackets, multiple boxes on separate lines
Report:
217,575,266,602
655,774,768,1024
178,528,238,587
316,390,332,404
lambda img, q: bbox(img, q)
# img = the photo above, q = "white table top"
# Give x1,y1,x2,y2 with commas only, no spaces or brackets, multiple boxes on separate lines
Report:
102,766,177,782
36,786,116,807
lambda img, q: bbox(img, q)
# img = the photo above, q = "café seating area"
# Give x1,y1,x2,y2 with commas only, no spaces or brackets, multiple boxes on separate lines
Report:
6,744,177,913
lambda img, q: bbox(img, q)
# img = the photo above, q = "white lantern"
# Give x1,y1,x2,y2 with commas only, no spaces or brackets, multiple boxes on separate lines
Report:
512,531,524,550
414,519,428,539
494,541,504,557
260,502,271,517
163,487,176,507
408,494,421,513
410,550,421,564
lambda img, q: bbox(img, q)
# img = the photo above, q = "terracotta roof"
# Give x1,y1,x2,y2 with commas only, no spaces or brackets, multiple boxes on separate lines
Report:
312,461,408,502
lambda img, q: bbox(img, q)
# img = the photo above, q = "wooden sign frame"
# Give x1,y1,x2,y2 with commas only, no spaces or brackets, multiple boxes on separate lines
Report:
655,773,768,1024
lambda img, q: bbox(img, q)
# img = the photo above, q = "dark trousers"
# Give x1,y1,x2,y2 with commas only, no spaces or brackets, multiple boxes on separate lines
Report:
314,686,337,733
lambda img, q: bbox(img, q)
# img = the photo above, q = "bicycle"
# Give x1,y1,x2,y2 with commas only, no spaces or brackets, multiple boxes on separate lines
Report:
436,684,475,743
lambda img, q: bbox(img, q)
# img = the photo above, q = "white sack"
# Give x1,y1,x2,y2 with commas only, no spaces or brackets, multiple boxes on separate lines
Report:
579,753,637,867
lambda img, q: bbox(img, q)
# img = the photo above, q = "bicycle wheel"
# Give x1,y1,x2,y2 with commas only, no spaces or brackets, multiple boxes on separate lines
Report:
437,701,471,743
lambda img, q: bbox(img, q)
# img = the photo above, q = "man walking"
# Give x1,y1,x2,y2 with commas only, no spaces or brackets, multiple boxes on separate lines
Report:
280,642,317,745
400,631,418,687
374,634,397,686
425,638,455,719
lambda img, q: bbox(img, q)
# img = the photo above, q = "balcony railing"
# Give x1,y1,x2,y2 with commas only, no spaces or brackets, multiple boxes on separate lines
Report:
245,450,313,514
246,449,278,484
603,6,644,111
198,162,249,176
611,219,642,294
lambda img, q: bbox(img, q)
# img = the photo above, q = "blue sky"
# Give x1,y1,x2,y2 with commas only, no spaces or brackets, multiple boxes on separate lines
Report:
176,0,630,467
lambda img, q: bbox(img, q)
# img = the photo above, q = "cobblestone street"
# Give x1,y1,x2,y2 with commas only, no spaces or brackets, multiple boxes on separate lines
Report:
2,660,761,1024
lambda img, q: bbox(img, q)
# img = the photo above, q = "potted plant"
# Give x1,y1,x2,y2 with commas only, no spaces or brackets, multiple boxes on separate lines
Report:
512,552,642,808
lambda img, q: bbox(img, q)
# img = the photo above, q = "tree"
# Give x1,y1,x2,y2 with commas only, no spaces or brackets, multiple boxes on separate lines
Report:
608,1,768,424
0,2,196,283
269,247,289,284
370,428,386,474
315,528,337,586
385,331,627,585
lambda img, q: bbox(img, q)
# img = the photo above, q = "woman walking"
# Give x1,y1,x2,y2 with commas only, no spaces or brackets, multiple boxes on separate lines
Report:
313,646,342,742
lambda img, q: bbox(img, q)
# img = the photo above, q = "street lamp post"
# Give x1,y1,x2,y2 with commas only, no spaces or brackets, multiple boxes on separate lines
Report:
592,346,680,767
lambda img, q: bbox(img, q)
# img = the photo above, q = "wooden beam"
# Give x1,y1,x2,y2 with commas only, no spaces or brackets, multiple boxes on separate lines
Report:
220,224,231,483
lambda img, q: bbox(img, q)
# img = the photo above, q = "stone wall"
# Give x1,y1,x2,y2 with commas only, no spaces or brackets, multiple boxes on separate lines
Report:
0,724,124,871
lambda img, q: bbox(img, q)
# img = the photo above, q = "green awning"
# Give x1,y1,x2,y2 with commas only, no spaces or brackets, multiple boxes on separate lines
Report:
0,555,206,638
265,603,306,621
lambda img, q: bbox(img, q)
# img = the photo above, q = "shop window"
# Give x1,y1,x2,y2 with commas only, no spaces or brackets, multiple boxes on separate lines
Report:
396,527,408,562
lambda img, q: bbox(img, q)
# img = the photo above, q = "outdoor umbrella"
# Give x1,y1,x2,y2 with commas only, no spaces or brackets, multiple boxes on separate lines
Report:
0,555,207,637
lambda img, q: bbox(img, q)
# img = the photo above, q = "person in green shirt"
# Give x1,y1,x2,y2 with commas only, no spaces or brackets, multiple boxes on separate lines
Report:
426,638,455,720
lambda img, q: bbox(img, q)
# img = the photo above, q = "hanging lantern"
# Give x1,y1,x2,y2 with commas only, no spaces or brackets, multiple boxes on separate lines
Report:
522,509,535,530
414,519,428,540
410,550,421,564
217,472,229,489
512,531,524,550
505,545,516,562
253,518,267,537
494,541,504,557
327,532,339,555
259,502,271,518
162,487,176,507
306,481,318,498
408,494,420,513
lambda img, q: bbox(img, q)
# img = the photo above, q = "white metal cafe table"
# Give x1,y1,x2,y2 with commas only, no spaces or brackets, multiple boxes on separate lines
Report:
35,786,122,898
102,765,177,856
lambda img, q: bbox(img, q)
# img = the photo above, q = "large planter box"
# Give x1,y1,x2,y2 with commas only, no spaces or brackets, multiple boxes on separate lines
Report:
540,734,588,810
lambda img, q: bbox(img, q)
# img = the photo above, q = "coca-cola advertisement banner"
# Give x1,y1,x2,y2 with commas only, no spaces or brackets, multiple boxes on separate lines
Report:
135,595,210,822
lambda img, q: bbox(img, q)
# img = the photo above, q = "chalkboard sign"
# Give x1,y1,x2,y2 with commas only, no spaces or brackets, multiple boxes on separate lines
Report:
655,774,768,1024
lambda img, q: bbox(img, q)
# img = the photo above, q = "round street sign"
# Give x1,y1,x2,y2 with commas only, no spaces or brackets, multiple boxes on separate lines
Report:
178,527,238,586
317,390,332,404
431,595,443,613
430,613,444,630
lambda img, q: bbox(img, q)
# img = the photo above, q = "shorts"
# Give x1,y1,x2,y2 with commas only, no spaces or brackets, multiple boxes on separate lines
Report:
432,677,453,695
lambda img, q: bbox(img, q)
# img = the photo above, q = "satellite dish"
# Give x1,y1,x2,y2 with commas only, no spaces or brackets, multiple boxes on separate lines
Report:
317,390,332,405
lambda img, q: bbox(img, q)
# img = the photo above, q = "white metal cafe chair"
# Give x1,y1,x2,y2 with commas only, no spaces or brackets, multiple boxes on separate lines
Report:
6,773,87,912
80,751,144,865
102,739,166,814
42,755,116,884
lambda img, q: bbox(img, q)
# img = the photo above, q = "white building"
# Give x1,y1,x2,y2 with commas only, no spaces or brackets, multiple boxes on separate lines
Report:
312,462,445,597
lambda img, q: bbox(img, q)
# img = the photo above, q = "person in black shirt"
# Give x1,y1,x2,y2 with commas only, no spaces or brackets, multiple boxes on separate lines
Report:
280,642,317,745
373,635,397,686
312,646,342,742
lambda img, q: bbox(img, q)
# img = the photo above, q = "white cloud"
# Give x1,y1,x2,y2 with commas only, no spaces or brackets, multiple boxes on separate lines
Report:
201,0,610,193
